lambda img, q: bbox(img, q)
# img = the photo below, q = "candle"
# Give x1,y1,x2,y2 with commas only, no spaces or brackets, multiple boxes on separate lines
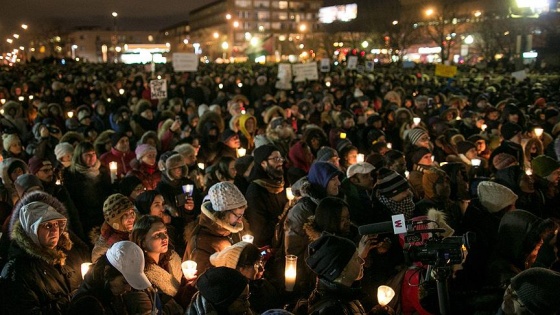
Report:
357,153,365,163
67,111,74,118
182,184,194,196
286,187,294,201
534,127,544,138
481,124,487,132
55,179,61,185
405,171,410,179
386,143,392,149
339,132,346,139
29,95,34,100
471,159,481,167
109,161,118,183
285,255,297,292
242,235,254,243
18,96,24,102
181,260,197,279
119,88,125,95
81,262,92,279
0,99,5,104
525,168,533,176
413,117,421,126
0,109,3,115
237,147,247,157
377,285,396,307
198,163,205,170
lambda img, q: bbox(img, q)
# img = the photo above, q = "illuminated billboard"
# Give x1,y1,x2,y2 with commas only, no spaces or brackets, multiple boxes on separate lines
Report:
319,4,358,23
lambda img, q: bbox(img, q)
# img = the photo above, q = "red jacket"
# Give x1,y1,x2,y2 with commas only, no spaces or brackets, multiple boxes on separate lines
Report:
99,147,136,178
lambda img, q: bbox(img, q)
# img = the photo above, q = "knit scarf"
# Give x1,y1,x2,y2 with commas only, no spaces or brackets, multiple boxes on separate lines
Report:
73,160,101,179
254,178,284,194
378,194,415,220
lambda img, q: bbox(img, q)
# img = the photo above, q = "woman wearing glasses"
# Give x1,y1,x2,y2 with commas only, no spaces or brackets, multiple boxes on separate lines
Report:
210,241,280,313
0,197,86,314
184,182,248,277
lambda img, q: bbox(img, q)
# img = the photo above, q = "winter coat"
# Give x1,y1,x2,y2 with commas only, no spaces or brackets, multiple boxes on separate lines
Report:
145,251,184,315
340,178,376,225
489,140,525,172
306,279,366,315
186,291,253,315
0,192,88,315
156,173,201,223
185,202,244,276
62,165,113,236
245,167,288,247
99,147,136,179
0,157,30,206
127,159,162,191
91,223,130,263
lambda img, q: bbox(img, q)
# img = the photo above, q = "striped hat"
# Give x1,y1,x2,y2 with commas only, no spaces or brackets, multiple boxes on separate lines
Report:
376,167,410,198
408,128,428,145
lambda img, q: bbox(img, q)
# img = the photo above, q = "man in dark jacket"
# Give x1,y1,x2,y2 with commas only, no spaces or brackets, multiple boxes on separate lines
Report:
245,144,288,248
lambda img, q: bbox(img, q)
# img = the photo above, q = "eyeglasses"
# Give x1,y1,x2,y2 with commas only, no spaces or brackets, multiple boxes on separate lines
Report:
38,167,53,173
267,156,284,163
230,211,244,220
40,220,67,231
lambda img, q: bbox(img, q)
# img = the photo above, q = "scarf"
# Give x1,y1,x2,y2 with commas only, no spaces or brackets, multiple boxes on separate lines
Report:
378,194,415,220
100,222,130,246
73,160,101,179
254,178,284,194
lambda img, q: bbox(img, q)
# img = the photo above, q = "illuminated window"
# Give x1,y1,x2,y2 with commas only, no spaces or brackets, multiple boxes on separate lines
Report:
279,1,288,9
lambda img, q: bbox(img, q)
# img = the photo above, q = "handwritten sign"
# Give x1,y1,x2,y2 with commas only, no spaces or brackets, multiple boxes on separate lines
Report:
435,64,457,78
172,53,199,72
276,63,293,90
365,61,375,72
150,79,167,99
320,58,330,72
511,69,527,81
293,62,319,82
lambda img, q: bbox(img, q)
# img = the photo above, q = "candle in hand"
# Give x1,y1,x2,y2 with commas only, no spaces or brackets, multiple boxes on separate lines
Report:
242,235,254,243
81,262,92,279
109,162,118,183
181,260,197,280
237,147,247,157
285,255,297,291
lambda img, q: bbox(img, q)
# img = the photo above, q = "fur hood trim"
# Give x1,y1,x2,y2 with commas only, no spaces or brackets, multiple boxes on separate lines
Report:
11,220,72,265
1,158,29,188
264,105,286,124
200,202,244,234
426,208,455,237
303,216,322,242
145,251,183,297
9,190,69,236
196,110,225,135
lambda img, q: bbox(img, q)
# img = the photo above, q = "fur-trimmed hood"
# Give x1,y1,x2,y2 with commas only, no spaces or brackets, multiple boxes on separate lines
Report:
145,251,183,297
263,105,286,124
200,202,244,235
196,110,225,135
1,157,29,188
9,190,70,235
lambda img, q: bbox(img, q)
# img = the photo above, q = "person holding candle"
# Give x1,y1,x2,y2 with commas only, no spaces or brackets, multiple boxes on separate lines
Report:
185,182,247,276
63,141,112,236
130,215,186,313
301,233,367,314
127,144,161,190
91,193,137,263
210,241,280,313
99,132,136,179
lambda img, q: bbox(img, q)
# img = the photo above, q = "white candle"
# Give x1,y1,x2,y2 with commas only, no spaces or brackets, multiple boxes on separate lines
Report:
55,179,61,185
81,262,92,279
285,255,297,292
386,143,392,149
109,161,118,183
377,285,396,307
357,154,365,163
405,171,410,179
242,235,254,243
237,147,247,157
413,117,421,126
18,96,24,101
286,187,294,201
525,168,533,176
471,159,481,167
181,260,197,279
119,88,125,95
0,99,5,104
481,124,487,132
197,163,205,170
534,127,544,138
339,132,346,139
67,111,74,118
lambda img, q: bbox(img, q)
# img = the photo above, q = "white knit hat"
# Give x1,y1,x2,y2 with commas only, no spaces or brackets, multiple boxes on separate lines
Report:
477,181,518,213
208,182,247,211
209,241,250,268
54,142,74,160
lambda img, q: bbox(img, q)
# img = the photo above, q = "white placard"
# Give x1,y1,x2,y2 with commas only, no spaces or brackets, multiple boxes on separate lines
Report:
276,63,293,90
150,79,167,99
365,60,375,72
391,214,407,234
172,53,199,72
347,56,358,70
320,58,330,72
511,69,527,81
293,62,319,82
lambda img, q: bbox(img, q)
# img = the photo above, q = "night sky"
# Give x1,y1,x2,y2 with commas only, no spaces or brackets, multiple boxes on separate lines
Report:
0,0,215,42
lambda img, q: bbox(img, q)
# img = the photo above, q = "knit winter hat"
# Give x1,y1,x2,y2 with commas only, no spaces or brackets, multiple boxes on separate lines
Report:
54,142,74,160
119,175,144,198
111,132,128,148
103,193,134,231
456,141,476,155
531,155,560,177
77,110,90,122
209,241,260,269
27,157,51,175
336,139,353,153
2,133,20,152
208,182,247,211
135,144,157,161
14,174,43,198
19,201,66,246
308,162,343,189
408,128,428,145
316,146,338,162
500,122,523,140
493,153,518,170
196,267,248,309
220,129,238,142
477,181,518,213
509,267,560,315
234,156,254,175
306,233,357,282
134,190,159,215
411,147,432,165
376,167,410,198
422,167,448,200
253,144,279,165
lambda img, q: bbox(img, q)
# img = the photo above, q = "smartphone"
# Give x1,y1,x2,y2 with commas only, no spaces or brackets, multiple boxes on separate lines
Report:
175,193,187,207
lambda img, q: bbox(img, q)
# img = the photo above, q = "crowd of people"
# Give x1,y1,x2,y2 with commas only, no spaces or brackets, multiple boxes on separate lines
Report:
0,59,558,315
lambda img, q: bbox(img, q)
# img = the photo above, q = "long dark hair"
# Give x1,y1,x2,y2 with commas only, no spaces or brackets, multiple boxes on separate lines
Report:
312,197,349,235
71,141,96,169
130,215,172,267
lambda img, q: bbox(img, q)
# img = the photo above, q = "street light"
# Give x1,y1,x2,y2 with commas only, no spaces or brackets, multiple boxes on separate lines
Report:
426,8,434,17
361,41,369,48
464,35,474,45
226,13,232,20
221,41,229,59
233,21,239,28
71,45,78,59
21,24,28,30
213,32,219,39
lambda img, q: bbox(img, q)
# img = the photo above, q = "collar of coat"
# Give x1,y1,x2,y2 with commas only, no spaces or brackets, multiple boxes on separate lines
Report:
10,221,72,266
145,251,183,297
200,202,244,235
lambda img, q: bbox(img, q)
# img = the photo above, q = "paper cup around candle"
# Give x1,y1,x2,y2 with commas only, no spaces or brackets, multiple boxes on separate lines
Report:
182,260,197,279
182,184,194,196
198,163,205,170
67,111,74,118
481,124,487,131
377,285,396,307
413,117,421,125
285,255,297,292
237,147,247,157
339,132,346,139
286,187,294,201
357,153,365,163
534,127,544,138
242,235,254,243
525,168,533,176
471,158,481,167
81,262,92,279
